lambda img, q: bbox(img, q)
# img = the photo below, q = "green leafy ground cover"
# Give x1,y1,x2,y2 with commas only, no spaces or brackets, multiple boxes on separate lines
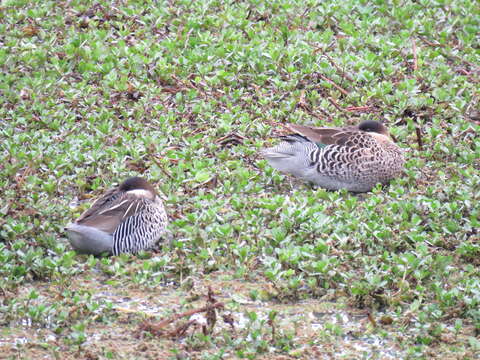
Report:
0,0,479,358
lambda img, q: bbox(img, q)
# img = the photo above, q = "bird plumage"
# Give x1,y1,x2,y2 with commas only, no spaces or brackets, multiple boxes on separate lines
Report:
66,177,168,255
261,120,404,192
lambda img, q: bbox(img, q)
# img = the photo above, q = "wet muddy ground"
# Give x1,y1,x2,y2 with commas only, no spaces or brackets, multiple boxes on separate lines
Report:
0,271,412,359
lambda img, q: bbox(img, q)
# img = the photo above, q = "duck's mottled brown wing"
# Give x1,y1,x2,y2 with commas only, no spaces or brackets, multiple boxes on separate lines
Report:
75,188,118,222
76,191,146,234
285,123,361,147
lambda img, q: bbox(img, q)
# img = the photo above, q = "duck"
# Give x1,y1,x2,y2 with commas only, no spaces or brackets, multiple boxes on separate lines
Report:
65,177,168,256
261,120,405,192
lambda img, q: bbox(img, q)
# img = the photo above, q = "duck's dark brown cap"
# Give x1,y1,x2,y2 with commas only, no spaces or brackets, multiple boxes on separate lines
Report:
119,177,156,194
358,120,389,136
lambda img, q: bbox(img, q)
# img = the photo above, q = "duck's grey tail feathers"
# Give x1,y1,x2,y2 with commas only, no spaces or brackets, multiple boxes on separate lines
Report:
261,135,318,178
65,223,113,256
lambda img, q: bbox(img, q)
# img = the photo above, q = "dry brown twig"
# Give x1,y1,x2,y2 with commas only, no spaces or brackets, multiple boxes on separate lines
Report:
367,312,377,328
138,287,224,339
295,90,331,120
345,105,377,113
419,37,479,72
318,74,349,96
412,38,418,71
222,313,235,331
170,319,199,338
314,48,355,82
297,90,308,109
205,286,217,334
415,126,424,150
146,144,174,180
268,317,276,342
327,97,344,111
139,302,224,337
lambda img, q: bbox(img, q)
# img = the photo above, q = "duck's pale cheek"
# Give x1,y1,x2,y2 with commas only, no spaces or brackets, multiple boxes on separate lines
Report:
126,189,153,198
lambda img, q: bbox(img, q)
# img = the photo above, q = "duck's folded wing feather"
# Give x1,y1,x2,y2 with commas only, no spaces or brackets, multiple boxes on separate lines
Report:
75,188,117,223
286,124,352,145
286,123,377,148
76,193,144,234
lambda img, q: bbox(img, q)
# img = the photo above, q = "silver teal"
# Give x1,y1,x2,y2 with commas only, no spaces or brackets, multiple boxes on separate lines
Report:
261,120,405,192
65,177,168,255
